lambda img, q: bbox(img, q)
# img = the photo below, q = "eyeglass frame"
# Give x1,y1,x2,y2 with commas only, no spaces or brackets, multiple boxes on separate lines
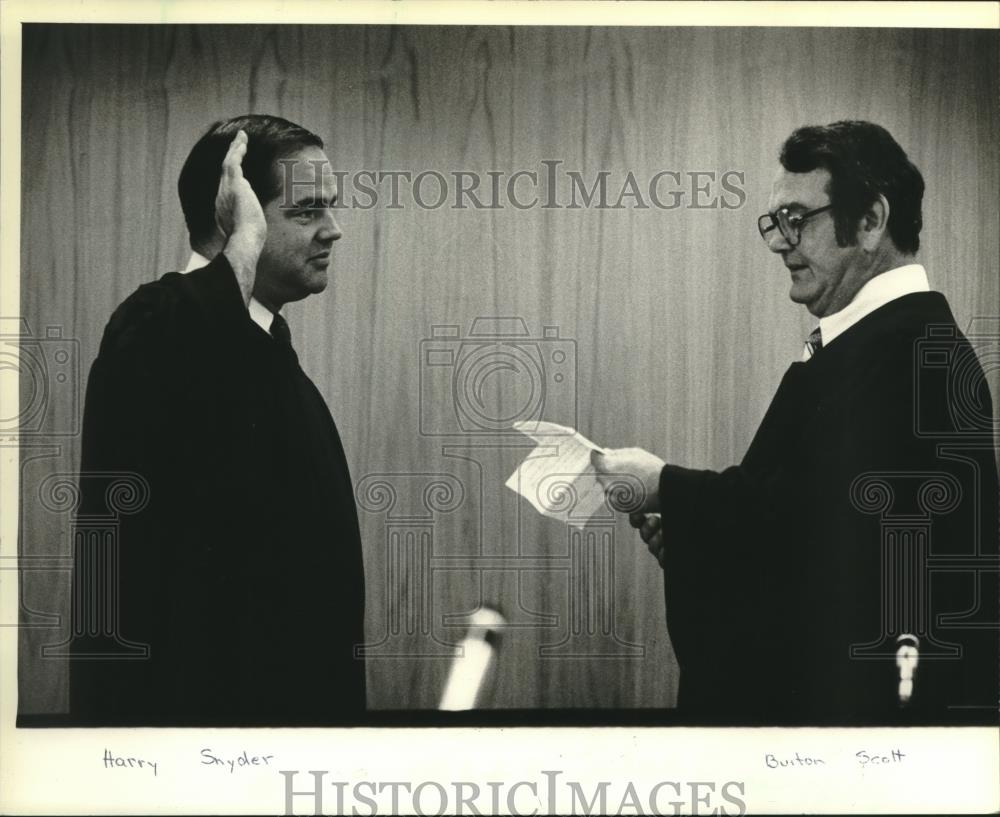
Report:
757,203,834,248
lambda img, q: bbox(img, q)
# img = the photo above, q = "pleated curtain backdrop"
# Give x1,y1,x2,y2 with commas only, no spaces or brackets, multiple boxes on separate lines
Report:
18,24,999,714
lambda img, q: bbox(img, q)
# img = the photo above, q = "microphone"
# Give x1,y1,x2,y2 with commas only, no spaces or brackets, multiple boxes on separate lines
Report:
895,634,919,706
439,607,505,711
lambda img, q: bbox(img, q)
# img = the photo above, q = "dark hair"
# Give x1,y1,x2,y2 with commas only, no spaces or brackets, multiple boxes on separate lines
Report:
779,121,924,254
178,114,323,248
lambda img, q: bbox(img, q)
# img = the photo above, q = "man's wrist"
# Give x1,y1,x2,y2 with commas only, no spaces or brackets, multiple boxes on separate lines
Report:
222,230,264,305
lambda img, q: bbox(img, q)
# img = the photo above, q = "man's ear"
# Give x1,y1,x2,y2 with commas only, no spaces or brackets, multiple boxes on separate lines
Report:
859,194,889,251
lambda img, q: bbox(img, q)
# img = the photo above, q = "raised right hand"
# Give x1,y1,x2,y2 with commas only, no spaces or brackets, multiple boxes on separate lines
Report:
216,130,267,305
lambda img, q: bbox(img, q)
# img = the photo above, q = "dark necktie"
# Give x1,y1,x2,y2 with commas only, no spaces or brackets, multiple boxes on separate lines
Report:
804,327,823,360
270,313,297,362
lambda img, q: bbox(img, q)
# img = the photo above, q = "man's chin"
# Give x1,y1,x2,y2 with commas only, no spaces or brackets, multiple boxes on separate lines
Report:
279,277,328,305
306,272,329,294
788,281,809,305
788,281,820,313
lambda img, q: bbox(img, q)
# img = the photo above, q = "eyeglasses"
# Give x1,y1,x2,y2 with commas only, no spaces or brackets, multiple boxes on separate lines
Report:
757,204,833,248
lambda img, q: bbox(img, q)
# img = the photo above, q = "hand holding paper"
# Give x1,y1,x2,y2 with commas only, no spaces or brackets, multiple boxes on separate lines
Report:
590,446,665,514
504,421,609,529
505,422,664,529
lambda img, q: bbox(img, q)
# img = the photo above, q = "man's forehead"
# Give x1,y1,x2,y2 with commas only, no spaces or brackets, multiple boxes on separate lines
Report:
278,147,338,199
767,167,830,211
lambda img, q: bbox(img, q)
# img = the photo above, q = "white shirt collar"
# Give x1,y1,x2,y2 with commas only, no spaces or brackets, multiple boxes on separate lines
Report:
184,251,277,335
818,263,931,347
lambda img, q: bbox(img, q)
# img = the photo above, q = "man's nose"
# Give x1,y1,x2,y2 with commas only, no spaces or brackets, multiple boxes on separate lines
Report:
766,227,790,254
317,210,343,243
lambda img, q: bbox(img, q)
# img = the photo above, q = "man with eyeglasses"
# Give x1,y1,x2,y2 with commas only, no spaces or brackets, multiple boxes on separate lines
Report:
593,121,998,724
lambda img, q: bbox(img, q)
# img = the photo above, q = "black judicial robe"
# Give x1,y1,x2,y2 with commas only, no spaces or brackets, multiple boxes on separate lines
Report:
659,292,999,724
69,254,366,726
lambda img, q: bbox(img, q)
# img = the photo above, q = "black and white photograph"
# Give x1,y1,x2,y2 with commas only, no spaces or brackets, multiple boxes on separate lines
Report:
1,1,997,814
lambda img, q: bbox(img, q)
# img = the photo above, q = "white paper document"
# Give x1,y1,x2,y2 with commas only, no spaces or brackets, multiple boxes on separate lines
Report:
505,420,609,529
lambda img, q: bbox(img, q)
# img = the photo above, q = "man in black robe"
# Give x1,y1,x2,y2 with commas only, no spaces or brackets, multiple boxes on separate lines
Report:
593,121,998,724
69,115,366,726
